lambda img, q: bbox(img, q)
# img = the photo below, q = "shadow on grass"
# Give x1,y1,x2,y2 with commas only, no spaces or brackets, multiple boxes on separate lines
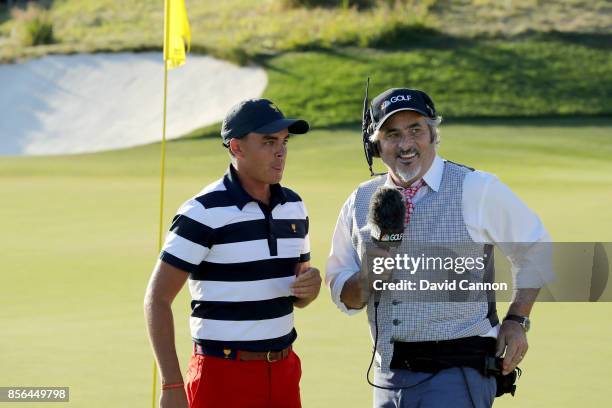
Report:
369,22,476,50
513,30,612,51
252,53,297,76
363,23,612,52
254,46,372,73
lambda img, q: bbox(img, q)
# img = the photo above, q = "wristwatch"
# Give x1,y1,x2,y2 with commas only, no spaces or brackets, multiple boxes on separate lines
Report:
503,314,530,332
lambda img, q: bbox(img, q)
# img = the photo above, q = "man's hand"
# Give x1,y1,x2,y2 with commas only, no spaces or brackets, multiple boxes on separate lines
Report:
291,264,321,308
340,245,396,309
160,388,188,408
496,320,528,375
356,245,397,304
362,246,396,298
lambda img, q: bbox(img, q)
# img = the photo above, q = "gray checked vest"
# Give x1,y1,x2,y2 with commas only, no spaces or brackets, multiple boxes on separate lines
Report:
350,161,499,371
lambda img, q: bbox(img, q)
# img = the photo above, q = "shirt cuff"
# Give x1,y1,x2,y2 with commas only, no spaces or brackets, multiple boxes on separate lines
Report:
330,270,364,316
511,242,556,288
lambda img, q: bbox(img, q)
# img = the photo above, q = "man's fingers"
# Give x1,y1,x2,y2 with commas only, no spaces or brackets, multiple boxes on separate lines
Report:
498,321,529,374
295,269,317,281
294,268,320,280
505,342,528,374
508,352,524,373
290,281,321,292
495,335,507,358
502,337,529,374
296,266,320,276
503,340,520,373
292,289,315,298
291,267,321,297
291,272,321,288
291,283,320,298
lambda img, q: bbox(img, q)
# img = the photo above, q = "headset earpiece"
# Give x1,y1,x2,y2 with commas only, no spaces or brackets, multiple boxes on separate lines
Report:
372,141,380,157
364,121,380,158
362,78,386,176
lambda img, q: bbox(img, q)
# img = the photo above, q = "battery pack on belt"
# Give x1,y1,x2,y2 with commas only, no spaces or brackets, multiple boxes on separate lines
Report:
389,336,520,397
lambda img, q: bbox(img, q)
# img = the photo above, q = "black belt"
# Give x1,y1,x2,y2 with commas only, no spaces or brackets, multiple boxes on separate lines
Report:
390,336,497,374
389,336,520,397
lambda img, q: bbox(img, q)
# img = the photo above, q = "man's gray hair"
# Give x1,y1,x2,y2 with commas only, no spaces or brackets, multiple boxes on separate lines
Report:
369,115,443,145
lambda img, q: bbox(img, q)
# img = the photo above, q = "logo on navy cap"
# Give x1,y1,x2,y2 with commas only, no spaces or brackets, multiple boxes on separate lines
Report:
381,94,412,111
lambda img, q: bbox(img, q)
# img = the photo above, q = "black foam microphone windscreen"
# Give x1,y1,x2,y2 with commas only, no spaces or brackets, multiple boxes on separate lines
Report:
368,186,406,248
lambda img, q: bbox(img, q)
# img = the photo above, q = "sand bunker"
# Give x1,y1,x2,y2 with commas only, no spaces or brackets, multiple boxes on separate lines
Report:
0,53,267,155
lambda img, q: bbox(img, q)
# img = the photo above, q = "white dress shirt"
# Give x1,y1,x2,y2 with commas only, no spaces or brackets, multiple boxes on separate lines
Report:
326,155,552,336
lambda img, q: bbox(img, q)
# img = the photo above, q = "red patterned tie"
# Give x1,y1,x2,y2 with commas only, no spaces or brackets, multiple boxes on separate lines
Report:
400,179,425,225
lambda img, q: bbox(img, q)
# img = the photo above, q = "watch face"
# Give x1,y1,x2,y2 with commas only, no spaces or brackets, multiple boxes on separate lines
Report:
524,317,531,332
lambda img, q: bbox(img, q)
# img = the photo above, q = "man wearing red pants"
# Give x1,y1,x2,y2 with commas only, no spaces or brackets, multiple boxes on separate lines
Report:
144,99,321,408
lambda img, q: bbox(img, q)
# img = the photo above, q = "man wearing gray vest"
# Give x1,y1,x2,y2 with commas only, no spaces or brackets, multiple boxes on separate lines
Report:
326,88,552,407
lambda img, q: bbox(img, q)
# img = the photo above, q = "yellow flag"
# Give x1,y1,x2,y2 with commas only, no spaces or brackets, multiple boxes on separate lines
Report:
163,0,191,69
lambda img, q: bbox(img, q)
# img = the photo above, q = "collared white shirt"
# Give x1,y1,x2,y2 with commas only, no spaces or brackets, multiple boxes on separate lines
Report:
326,155,552,336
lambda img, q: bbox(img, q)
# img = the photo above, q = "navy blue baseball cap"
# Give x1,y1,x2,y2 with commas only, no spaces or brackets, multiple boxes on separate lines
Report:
221,99,309,146
371,88,437,132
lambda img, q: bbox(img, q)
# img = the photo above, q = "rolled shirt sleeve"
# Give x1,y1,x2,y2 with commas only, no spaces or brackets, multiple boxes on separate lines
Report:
464,171,554,288
326,192,364,315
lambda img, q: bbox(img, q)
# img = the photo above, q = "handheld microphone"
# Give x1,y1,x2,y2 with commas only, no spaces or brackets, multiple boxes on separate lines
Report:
366,186,417,391
368,186,406,249
365,187,446,393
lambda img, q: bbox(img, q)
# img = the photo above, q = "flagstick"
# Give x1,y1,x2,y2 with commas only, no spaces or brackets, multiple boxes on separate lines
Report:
152,61,169,408
153,0,187,405
151,358,158,408
151,62,168,408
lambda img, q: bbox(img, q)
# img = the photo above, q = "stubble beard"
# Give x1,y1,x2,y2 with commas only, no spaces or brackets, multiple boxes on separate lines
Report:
395,163,421,185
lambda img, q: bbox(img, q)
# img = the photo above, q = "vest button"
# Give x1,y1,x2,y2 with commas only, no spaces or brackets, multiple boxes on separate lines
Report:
393,319,401,326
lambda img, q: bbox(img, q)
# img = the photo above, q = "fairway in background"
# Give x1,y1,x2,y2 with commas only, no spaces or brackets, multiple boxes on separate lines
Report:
1,119,611,407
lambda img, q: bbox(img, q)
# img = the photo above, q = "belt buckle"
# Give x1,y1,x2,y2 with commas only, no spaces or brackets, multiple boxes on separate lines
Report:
266,351,278,363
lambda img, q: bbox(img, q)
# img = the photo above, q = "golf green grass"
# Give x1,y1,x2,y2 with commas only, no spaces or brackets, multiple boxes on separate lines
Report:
1,119,611,407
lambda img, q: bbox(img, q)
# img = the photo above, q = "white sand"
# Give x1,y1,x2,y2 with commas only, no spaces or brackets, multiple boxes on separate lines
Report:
0,53,267,155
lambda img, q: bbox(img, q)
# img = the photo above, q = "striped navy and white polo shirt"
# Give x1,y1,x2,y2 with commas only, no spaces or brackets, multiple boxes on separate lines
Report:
160,164,310,352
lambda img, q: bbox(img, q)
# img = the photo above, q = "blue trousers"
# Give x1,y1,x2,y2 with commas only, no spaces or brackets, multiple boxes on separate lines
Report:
373,367,496,408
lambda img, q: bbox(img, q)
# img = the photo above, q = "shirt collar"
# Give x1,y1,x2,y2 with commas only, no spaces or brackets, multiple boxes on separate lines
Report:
385,155,444,192
223,164,287,210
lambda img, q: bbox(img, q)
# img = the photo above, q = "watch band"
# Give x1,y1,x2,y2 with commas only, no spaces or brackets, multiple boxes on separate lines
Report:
503,314,530,332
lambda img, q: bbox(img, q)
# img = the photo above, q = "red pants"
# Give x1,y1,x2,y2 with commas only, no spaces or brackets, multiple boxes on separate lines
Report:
184,350,302,408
